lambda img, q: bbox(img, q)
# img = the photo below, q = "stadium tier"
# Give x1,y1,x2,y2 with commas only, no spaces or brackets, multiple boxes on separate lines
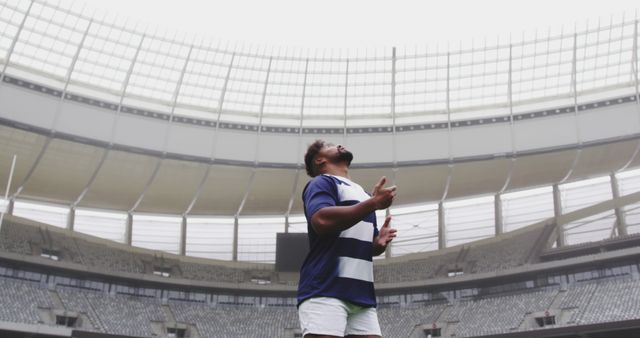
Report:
2,208,640,337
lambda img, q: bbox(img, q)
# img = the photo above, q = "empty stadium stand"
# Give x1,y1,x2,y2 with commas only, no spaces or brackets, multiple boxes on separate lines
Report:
2,215,640,337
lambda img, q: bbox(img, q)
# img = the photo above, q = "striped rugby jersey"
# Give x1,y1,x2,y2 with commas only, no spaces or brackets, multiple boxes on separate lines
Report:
297,174,379,308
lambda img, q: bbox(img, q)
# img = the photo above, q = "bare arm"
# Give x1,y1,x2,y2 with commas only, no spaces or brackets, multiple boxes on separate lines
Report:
310,176,396,236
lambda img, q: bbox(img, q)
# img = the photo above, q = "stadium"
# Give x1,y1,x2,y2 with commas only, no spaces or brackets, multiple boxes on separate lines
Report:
1,0,640,337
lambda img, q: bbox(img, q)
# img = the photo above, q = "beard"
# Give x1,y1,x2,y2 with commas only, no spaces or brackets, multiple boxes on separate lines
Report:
336,149,354,167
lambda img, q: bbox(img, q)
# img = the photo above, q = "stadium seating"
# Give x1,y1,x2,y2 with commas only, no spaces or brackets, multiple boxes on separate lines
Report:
0,277,53,324
374,223,553,284
0,219,41,255
3,214,554,286
1,274,640,337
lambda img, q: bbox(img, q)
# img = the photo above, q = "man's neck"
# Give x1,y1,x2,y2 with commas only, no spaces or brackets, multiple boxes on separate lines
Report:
322,164,349,179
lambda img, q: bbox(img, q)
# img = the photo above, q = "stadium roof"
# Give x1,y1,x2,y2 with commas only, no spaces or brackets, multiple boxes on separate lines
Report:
0,0,640,261
78,0,639,49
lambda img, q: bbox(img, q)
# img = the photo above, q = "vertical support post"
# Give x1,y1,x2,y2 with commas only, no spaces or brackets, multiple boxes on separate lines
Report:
67,207,75,231
438,201,446,250
634,20,639,101
284,216,290,234
125,212,133,246
499,43,516,195
495,193,504,236
441,51,453,202
232,216,239,261
560,32,582,184
179,216,187,256
343,59,349,144
615,19,640,173
6,199,14,216
611,173,628,237
387,47,397,259
553,184,565,247
0,154,17,230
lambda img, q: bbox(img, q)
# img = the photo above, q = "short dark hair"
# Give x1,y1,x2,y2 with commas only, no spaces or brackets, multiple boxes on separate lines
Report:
304,140,326,177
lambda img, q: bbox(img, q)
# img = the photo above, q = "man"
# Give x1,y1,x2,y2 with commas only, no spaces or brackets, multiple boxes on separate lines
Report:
297,140,398,338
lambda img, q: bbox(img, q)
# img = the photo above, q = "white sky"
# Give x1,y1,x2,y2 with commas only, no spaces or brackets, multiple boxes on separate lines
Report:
72,0,639,50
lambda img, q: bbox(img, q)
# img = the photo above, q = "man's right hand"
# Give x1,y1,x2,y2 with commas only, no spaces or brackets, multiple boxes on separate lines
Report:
371,176,396,210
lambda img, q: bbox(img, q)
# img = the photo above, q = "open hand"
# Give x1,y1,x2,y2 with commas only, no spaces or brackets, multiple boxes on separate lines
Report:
375,216,397,248
371,176,397,210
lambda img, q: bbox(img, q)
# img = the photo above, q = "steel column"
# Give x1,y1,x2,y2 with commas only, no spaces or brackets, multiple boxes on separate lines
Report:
438,201,446,250
611,173,628,236
553,184,565,247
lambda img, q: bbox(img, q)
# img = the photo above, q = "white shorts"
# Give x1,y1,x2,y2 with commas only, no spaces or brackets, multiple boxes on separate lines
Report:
298,297,381,337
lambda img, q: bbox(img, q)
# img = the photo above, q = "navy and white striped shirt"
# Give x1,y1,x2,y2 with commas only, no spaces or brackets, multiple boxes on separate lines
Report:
297,174,379,308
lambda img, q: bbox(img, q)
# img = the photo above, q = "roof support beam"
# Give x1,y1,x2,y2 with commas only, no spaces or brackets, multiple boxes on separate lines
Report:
611,173,628,237
129,45,193,214
72,35,146,209
387,47,397,259
179,216,187,256
438,201,446,250
439,51,453,251
553,184,565,247
343,58,349,144
6,199,13,216
125,212,133,246
66,207,75,231
499,43,516,195
559,32,582,185
11,19,93,201
0,154,17,231
233,57,272,261
182,53,236,217
495,193,504,236
441,51,453,203
285,58,309,232
617,19,640,173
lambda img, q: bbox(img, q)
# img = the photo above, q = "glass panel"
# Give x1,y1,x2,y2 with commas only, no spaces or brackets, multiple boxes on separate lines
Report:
617,168,640,196
74,208,126,243
237,216,284,263
502,186,554,232
131,214,180,254
0,197,7,213
564,210,615,245
287,215,308,233
70,20,143,96
0,0,28,62
560,175,612,213
624,202,640,235
396,49,448,117
127,34,191,103
13,199,67,228
185,216,233,260
445,195,494,247
389,203,439,256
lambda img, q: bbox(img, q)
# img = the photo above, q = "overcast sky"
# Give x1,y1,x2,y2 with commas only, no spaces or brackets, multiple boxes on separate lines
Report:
68,0,639,49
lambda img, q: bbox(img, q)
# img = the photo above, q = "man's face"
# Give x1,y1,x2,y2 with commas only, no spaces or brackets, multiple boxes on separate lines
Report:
319,143,353,167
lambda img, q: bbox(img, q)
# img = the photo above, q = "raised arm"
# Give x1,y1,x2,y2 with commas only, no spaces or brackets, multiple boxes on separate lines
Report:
310,176,396,236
